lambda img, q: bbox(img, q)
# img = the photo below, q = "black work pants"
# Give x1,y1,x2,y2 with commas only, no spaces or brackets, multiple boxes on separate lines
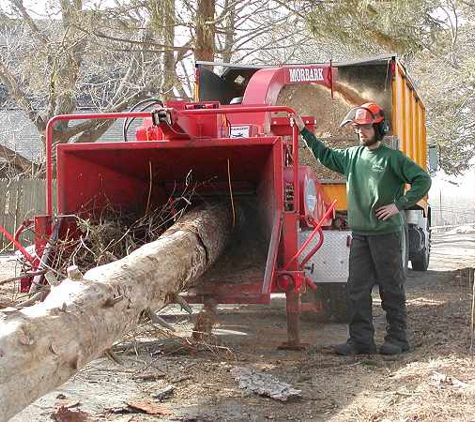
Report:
347,232,408,347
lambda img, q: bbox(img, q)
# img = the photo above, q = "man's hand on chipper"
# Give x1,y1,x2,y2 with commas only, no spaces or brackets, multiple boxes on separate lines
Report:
291,114,306,132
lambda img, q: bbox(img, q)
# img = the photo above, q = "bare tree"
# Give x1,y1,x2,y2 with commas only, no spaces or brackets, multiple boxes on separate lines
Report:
0,0,336,178
0,0,171,175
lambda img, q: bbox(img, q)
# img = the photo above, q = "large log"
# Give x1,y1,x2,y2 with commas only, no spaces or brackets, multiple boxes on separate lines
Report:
0,204,231,421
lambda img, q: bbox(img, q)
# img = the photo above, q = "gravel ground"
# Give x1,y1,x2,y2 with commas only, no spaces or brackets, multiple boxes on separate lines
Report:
2,232,475,421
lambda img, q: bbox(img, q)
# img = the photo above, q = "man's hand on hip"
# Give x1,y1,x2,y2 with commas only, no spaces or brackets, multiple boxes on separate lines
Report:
375,203,400,221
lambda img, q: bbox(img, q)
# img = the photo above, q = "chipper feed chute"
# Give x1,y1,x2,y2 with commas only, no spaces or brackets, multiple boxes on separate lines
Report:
56,114,283,305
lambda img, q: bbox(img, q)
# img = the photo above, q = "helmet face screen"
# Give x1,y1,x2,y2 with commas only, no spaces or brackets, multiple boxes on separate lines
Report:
340,107,376,127
354,108,375,124
340,102,385,128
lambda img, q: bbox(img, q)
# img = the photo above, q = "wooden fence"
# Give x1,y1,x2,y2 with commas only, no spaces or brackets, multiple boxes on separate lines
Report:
0,179,49,251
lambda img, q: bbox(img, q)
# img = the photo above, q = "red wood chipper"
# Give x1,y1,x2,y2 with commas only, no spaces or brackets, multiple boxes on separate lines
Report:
2,64,337,349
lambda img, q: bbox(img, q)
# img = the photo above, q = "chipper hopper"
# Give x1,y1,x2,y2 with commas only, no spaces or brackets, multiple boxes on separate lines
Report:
4,64,338,349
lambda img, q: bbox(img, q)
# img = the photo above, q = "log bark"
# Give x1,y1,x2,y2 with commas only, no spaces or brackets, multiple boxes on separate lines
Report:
0,204,231,421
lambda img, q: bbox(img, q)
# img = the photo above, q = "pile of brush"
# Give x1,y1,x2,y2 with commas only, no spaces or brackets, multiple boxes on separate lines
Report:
0,175,200,306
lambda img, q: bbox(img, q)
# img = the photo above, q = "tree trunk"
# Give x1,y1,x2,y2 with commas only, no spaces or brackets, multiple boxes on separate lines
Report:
161,0,178,100
195,0,215,63
0,204,231,421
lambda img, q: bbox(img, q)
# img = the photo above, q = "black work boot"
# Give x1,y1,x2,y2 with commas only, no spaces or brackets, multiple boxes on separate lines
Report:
379,340,410,355
334,339,377,356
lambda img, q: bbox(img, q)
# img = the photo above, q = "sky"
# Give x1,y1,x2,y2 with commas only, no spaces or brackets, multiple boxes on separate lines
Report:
431,158,475,196
429,158,475,226
0,0,116,16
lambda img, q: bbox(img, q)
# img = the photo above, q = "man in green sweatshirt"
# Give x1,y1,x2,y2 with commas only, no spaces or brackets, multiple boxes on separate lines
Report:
293,102,431,356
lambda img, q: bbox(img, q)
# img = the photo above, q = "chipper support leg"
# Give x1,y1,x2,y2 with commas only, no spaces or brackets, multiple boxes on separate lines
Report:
279,290,308,350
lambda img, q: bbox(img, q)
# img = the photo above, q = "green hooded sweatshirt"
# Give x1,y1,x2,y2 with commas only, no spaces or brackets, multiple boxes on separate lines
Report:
300,128,432,235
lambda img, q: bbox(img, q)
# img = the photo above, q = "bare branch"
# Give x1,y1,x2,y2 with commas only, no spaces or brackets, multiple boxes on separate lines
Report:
72,24,192,52
270,0,307,19
9,0,50,45
0,59,45,131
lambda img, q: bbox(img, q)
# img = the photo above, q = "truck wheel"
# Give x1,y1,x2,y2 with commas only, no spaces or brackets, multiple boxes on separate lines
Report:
314,283,350,323
411,250,429,271
411,222,430,271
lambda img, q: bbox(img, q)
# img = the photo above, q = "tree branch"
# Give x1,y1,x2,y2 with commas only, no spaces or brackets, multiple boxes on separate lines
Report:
9,0,50,45
0,59,45,132
57,89,152,143
72,24,191,52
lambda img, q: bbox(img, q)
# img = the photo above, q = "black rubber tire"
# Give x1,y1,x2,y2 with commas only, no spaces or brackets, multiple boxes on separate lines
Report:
411,220,430,271
411,251,429,271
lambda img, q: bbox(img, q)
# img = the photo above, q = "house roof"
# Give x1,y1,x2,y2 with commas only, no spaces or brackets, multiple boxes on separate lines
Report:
0,109,145,165
0,110,44,163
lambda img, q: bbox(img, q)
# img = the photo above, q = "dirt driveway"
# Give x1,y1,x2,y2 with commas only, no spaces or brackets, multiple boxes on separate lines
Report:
3,231,475,421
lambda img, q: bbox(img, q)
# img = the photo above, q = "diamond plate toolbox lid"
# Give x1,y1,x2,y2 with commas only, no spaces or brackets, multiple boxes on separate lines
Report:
299,230,351,283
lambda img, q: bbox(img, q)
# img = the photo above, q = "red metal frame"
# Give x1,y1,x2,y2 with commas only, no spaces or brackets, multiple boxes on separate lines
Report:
48,106,300,298
300,228,324,270
14,219,34,243
179,106,301,217
45,111,152,216
0,220,42,292
38,102,333,349
240,64,333,105
0,223,37,265
283,199,337,272
46,106,300,215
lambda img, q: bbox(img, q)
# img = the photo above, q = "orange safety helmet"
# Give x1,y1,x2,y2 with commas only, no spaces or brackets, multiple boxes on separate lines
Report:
340,102,385,127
